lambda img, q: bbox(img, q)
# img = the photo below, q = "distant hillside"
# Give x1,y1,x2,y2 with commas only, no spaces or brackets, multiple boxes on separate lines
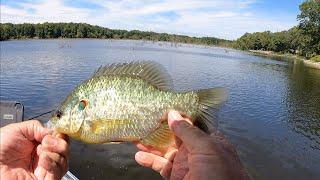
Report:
0,22,232,47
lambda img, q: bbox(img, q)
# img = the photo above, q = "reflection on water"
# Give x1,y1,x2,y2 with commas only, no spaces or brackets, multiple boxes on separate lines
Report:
288,60,320,147
1,39,320,180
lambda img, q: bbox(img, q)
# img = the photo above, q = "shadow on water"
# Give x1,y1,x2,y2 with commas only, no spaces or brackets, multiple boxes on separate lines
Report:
69,141,161,180
216,58,320,180
241,59,320,149
287,60,320,148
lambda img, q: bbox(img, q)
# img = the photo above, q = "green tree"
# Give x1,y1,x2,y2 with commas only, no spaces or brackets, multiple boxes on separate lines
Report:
76,24,87,38
35,24,46,39
0,23,15,40
0,22,232,46
298,0,320,57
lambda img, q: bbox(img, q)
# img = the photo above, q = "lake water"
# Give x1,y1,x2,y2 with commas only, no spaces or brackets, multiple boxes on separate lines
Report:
1,39,319,180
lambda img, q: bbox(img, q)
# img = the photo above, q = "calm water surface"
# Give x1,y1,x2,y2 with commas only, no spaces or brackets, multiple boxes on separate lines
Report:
1,39,319,180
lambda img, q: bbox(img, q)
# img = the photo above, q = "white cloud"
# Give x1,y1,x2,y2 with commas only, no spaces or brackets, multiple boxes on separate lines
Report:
0,0,298,40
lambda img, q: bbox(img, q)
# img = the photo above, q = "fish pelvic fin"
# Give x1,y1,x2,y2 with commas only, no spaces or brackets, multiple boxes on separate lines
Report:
92,61,173,90
140,122,174,151
195,87,228,132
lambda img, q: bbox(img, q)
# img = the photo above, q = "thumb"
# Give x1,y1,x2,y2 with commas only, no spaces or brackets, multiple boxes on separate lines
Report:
168,110,209,152
18,120,52,142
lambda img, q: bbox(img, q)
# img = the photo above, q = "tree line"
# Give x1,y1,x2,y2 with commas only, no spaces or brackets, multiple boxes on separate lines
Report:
0,0,318,59
0,22,231,46
234,0,319,59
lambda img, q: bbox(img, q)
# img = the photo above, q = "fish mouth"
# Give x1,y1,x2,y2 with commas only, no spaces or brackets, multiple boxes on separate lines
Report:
44,120,53,129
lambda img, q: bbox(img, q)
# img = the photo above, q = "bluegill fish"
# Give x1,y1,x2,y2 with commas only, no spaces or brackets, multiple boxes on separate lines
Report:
50,61,227,150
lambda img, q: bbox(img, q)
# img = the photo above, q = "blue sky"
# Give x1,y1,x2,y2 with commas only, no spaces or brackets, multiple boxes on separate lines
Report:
0,0,304,40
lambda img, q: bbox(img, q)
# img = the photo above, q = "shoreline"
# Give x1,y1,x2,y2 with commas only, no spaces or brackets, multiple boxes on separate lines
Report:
1,37,235,51
249,50,320,70
0,37,232,48
2,38,319,70
303,60,320,69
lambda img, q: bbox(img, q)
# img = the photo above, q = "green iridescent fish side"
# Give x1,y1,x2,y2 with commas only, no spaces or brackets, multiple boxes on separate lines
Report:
49,61,227,149
73,76,198,143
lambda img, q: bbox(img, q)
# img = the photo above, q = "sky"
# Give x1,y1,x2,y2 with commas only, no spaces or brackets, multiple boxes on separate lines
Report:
0,0,304,40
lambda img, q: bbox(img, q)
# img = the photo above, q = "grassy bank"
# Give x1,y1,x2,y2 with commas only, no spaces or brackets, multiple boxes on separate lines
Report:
249,50,320,70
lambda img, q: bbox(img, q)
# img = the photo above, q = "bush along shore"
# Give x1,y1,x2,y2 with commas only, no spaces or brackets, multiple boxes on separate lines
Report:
0,22,232,47
234,0,319,68
249,50,320,69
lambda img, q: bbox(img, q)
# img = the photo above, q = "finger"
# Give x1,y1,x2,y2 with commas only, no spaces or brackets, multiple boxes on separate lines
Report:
41,151,68,175
52,132,70,144
168,110,193,127
38,151,67,175
135,151,172,178
168,110,209,152
173,134,183,148
179,112,193,120
135,143,178,162
135,142,178,157
163,149,178,163
17,120,52,142
42,135,69,158
135,143,164,156
37,144,43,156
168,110,192,147
34,166,47,180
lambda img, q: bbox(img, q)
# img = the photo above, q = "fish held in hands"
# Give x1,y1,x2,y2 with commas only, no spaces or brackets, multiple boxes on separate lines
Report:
49,61,227,150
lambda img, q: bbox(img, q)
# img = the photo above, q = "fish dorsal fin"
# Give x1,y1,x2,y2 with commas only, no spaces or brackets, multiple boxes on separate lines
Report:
93,61,173,90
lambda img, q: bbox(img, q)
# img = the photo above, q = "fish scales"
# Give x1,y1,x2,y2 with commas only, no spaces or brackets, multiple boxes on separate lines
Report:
63,76,198,143
50,61,226,150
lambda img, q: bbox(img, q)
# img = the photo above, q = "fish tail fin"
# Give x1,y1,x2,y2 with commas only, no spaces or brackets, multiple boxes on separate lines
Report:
195,88,228,132
140,122,174,151
139,88,227,150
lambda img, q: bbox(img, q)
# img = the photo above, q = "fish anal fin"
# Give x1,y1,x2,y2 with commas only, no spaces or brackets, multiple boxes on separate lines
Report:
92,61,173,90
140,122,174,151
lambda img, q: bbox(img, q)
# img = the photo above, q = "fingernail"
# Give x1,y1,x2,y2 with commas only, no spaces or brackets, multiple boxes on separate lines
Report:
168,111,182,130
136,151,146,159
43,136,57,147
135,152,148,164
169,110,182,121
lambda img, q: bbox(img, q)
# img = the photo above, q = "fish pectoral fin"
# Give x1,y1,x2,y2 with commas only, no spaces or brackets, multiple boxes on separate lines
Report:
140,122,174,151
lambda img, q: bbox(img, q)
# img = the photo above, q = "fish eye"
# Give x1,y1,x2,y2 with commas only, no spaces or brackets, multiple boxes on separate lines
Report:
56,110,63,118
79,99,88,110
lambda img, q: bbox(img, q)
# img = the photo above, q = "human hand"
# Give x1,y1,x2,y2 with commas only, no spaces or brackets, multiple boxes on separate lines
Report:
135,110,250,180
0,120,69,180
